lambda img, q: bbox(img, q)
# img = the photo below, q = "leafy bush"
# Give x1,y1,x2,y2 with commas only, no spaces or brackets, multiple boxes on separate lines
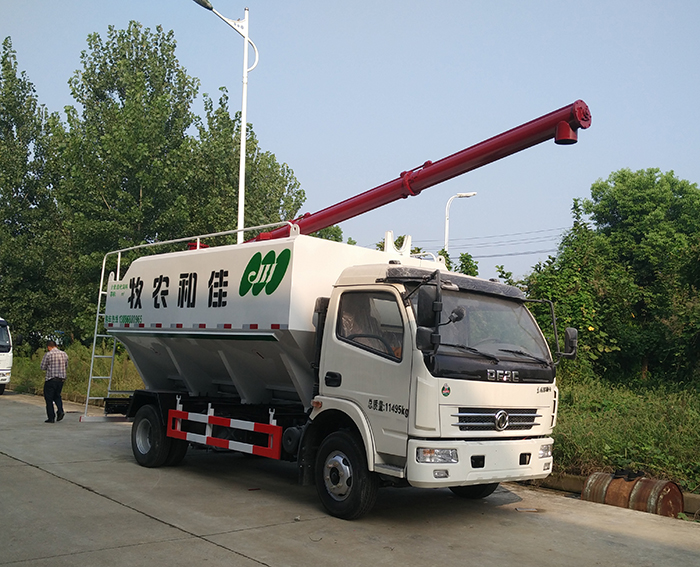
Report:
554,368,700,493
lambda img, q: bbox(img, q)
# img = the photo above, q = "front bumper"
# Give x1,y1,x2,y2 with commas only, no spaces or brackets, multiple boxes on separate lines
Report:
0,371,10,384
406,436,553,488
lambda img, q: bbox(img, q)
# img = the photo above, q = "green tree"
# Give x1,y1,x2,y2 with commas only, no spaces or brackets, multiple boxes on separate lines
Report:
56,22,201,339
584,168,700,381
188,89,305,239
456,252,479,277
311,225,343,241
0,38,69,348
521,201,628,369
524,170,700,384
63,21,199,252
2,23,307,347
438,249,478,276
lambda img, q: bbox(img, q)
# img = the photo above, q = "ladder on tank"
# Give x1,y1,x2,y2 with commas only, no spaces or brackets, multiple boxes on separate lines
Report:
81,250,130,422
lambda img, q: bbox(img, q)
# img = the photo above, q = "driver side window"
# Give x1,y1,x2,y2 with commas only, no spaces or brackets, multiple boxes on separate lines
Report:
336,291,404,361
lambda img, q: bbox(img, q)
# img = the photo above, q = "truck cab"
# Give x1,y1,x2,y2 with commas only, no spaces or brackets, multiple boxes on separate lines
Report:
0,318,12,394
310,264,573,517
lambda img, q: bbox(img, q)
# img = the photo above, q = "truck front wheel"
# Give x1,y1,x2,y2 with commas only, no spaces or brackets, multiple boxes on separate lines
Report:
449,483,499,499
131,404,172,468
315,431,379,520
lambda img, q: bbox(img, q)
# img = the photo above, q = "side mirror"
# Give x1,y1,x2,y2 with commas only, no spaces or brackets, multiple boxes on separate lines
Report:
562,327,578,359
416,285,441,328
416,326,440,352
448,306,466,323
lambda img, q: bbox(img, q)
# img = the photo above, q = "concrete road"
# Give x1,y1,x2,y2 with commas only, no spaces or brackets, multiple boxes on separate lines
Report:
1,391,698,567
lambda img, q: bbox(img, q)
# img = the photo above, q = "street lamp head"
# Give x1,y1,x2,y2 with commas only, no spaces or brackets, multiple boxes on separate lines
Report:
444,192,477,253
194,0,258,243
192,0,214,10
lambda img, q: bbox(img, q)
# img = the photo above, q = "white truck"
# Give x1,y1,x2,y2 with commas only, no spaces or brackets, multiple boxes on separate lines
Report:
86,101,590,518
0,317,11,394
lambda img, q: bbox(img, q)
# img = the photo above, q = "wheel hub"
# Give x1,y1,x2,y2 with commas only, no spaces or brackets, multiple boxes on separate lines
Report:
323,450,353,501
135,419,152,455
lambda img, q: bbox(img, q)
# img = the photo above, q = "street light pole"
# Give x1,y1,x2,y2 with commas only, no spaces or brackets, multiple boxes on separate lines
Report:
192,0,259,244
444,192,477,253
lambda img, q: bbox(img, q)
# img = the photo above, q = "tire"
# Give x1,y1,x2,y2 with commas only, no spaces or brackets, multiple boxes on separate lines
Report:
131,405,172,468
315,431,379,520
164,438,189,466
0,384,5,395
449,482,499,499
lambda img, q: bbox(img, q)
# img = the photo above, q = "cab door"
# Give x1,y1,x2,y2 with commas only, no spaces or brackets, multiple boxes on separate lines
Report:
320,287,411,457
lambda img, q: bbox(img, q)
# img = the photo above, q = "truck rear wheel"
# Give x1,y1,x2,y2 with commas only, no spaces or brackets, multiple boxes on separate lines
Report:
449,482,499,499
164,438,189,466
131,405,171,468
315,431,378,520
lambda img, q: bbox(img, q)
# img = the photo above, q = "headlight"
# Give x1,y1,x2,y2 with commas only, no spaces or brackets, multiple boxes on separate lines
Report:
539,444,553,459
416,448,458,463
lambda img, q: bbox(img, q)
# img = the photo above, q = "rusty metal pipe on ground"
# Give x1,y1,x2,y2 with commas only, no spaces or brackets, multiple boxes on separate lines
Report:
581,472,684,518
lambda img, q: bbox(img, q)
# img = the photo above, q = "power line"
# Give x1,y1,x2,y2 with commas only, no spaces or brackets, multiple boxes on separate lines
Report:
453,235,560,249
471,248,558,259
414,226,569,245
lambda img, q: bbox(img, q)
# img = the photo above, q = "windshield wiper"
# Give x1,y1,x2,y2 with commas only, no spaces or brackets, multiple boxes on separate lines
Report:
441,343,500,363
498,348,550,365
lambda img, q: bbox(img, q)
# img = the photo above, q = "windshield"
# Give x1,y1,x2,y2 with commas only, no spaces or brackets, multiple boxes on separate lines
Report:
0,325,11,353
439,290,550,361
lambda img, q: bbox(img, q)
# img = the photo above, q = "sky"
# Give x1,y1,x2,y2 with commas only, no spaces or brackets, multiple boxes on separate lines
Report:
3,1,700,280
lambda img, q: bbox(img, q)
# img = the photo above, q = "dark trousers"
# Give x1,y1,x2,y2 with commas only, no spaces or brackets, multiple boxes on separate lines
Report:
44,379,65,420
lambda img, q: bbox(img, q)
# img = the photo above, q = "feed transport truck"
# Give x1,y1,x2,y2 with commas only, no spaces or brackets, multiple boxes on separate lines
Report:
86,101,590,519
0,317,11,394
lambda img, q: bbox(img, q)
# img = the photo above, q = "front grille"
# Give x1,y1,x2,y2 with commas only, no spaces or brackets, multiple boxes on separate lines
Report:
452,408,541,432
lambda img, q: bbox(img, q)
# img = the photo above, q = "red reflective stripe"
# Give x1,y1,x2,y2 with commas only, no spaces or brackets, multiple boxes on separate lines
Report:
209,415,231,428
170,409,188,420
253,422,280,435
166,409,282,459
169,429,188,440
253,422,283,459
167,409,188,440
207,436,229,449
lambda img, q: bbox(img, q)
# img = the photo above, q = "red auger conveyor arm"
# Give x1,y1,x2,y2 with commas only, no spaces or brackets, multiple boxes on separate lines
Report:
256,100,591,241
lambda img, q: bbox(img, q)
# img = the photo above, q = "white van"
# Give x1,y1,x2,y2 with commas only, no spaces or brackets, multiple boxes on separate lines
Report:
0,318,12,394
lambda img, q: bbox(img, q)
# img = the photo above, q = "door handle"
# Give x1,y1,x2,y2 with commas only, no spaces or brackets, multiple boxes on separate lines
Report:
324,371,342,387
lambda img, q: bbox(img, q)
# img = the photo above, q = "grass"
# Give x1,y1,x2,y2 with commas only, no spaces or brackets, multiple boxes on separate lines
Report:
553,372,700,494
10,342,144,404
9,346,700,494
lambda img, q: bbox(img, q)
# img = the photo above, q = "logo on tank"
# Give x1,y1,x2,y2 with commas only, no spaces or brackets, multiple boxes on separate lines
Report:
239,249,291,297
